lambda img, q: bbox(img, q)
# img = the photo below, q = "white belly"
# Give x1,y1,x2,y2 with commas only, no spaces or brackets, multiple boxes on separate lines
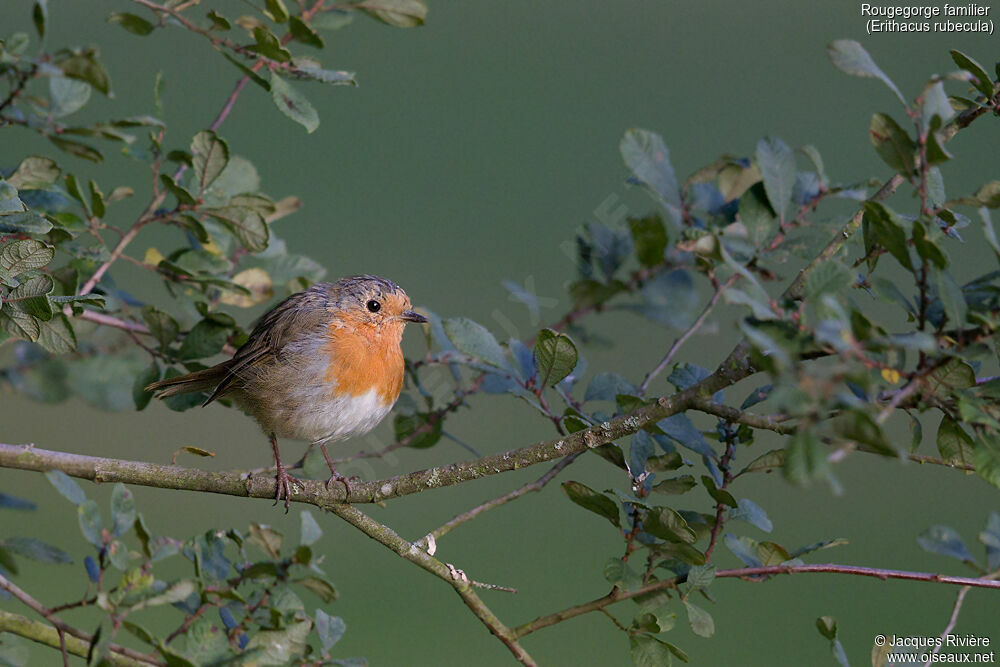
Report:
242,386,395,444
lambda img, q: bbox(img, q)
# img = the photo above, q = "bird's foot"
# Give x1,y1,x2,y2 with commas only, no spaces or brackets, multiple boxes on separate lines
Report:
318,443,359,499
273,464,294,513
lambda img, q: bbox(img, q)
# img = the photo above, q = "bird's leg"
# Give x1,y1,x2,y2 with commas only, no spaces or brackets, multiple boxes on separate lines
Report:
269,433,293,512
319,443,354,499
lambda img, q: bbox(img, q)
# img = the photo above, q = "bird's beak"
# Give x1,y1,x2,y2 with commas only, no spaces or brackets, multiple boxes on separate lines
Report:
400,310,428,324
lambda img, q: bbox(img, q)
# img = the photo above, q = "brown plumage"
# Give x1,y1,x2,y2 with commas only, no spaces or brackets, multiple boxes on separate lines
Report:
145,275,427,509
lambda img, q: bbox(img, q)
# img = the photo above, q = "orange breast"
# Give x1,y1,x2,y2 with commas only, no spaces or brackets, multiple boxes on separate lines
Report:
322,318,404,404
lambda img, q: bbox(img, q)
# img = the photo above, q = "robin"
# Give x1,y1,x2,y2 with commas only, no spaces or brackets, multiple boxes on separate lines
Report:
145,275,428,509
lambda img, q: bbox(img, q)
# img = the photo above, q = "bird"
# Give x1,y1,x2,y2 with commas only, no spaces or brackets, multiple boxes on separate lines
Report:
145,275,428,510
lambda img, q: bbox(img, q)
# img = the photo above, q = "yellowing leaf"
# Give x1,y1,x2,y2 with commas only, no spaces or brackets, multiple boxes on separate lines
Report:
143,247,164,266
220,268,274,307
881,368,901,384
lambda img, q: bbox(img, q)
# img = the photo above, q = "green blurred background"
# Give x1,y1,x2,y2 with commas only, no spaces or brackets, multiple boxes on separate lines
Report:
2,1,1000,664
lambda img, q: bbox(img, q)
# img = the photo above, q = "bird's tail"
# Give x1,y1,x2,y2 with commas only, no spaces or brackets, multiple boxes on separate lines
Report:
145,362,232,400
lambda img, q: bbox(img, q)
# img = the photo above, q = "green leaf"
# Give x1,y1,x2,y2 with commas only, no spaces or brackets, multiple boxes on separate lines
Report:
645,506,696,543
300,510,322,546
206,10,231,30
738,183,777,249
755,136,796,222
289,17,324,47
912,220,947,269
651,475,696,495
133,362,159,411
620,128,682,224
0,309,40,342
358,0,428,27
933,267,967,327
784,430,828,484
315,609,345,652
863,202,913,272
443,317,507,368
6,275,54,320
683,600,714,638
603,558,642,591
107,12,155,36
936,416,975,468
974,439,1000,490
248,523,283,559
251,26,292,62
950,50,994,98
59,53,111,96
191,130,230,193
298,575,338,602
700,475,736,508
293,65,356,86
141,306,179,350
835,411,896,456
561,481,620,528
48,76,92,120
36,313,76,354
728,498,772,532
630,635,680,667
921,81,955,129
33,0,47,38
205,207,269,252
7,156,60,189
78,499,104,547
827,39,906,106
265,0,290,22
88,180,105,218
685,564,715,592
917,525,975,563
629,214,668,267
246,620,311,666
757,540,790,565
110,484,136,538
736,448,784,477
159,174,196,205
868,113,916,174
177,319,230,360
585,372,636,401
394,412,443,449
1,537,71,564
804,260,852,300
533,328,577,387
270,73,319,133
48,136,103,162
45,470,87,505
1,239,54,277
128,580,197,611
926,358,976,395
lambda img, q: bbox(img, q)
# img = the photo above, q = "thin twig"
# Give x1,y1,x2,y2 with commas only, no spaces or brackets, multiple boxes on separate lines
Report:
417,451,583,550
514,563,1000,638
924,586,970,666
638,273,737,395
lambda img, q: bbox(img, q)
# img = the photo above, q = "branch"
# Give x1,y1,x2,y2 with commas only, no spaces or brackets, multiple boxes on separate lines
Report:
0,573,162,666
514,563,1000,638
689,397,796,435
416,451,583,552
0,382,699,506
323,503,535,665
0,610,145,667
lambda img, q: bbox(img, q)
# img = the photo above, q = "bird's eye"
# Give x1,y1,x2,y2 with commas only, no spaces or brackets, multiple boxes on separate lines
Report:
366,299,381,313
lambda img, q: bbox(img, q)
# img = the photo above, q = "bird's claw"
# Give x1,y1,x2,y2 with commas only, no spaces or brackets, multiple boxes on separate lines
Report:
324,473,357,498
273,465,293,513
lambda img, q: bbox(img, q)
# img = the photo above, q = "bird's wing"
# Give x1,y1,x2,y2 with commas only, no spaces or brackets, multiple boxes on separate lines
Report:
203,284,332,405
